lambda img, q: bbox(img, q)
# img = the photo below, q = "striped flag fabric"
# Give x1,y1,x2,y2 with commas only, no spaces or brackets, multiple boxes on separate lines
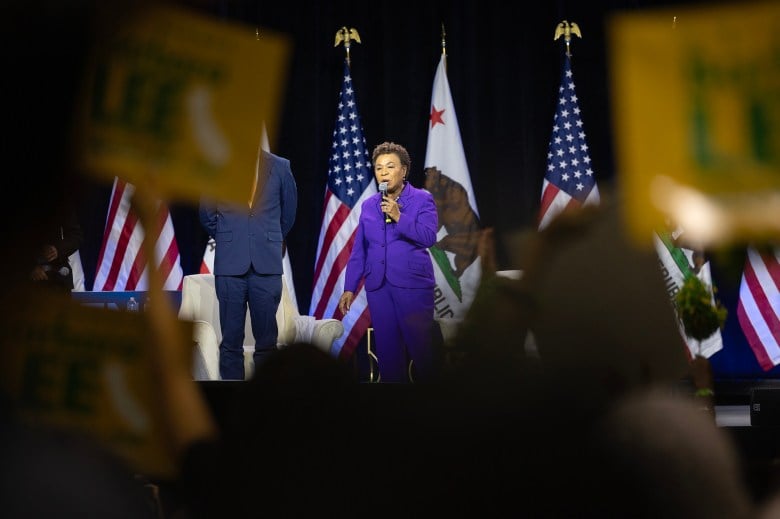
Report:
654,229,724,359
199,123,299,310
538,53,600,230
423,52,481,322
309,58,375,359
200,237,215,274
93,177,183,291
737,245,780,370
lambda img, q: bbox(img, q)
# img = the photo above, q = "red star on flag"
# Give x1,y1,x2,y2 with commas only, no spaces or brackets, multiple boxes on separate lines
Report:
430,105,445,128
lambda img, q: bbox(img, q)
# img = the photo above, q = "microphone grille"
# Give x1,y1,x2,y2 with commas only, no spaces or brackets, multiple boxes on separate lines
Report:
378,182,388,194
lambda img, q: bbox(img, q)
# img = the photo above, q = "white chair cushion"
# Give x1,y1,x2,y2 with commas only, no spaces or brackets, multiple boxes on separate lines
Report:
180,273,345,380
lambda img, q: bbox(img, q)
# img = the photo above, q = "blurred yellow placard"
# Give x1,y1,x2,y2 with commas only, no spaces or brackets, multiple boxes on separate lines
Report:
75,5,291,204
0,293,193,479
609,1,780,246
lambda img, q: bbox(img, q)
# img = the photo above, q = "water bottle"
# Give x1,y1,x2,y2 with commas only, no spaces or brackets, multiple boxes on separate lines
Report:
127,296,139,312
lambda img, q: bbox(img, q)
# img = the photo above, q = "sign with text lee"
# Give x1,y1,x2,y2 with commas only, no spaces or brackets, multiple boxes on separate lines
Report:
0,292,193,478
75,5,291,204
609,1,780,246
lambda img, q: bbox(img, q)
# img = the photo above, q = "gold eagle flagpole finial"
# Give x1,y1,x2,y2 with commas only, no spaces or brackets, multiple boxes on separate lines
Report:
334,26,361,66
553,20,581,57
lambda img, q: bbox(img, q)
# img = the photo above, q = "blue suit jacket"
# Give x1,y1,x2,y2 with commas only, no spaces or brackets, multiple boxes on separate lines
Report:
199,151,297,276
345,183,438,293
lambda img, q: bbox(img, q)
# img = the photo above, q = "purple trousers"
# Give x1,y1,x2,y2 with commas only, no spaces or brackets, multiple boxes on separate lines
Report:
367,281,435,383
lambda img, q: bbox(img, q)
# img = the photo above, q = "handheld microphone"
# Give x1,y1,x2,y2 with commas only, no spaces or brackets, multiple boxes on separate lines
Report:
378,182,391,223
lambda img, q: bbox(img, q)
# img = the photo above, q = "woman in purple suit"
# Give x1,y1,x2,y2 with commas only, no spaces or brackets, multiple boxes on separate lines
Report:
338,142,438,383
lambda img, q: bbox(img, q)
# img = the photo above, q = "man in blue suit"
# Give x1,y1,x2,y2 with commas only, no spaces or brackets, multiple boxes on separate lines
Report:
200,150,298,380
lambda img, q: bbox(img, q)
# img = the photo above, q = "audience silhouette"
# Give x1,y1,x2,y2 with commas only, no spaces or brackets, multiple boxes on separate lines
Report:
3,2,779,518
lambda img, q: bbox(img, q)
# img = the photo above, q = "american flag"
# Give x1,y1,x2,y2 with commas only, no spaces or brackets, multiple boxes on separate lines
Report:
309,58,375,359
93,177,183,291
737,245,780,370
538,54,600,230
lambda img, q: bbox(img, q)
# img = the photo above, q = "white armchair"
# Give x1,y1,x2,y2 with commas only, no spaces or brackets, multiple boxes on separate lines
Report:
178,273,344,380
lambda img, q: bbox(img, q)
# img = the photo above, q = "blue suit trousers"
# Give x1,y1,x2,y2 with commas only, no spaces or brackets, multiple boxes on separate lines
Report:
216,269,282,380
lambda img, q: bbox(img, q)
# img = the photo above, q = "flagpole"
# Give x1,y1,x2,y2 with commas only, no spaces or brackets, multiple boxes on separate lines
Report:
440,23,447,57
313,27,373,359
424,30,482,325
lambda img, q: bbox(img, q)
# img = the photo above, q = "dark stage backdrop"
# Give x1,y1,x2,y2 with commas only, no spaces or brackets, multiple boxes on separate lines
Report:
72,0,777,380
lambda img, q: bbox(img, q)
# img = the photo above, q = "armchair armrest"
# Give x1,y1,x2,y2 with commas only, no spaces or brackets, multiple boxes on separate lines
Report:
191,320,219,381
292,316,344,354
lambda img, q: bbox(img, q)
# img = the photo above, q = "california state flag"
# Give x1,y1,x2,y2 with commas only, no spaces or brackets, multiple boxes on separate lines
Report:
423,53,481,322
653,229,724,359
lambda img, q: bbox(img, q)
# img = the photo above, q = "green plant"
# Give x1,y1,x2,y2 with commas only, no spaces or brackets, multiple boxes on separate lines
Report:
674,275,727,342
675,274,725,416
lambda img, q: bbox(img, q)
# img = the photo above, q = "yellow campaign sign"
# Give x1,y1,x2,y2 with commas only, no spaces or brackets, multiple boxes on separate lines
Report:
0,292,193,479
608,1,780,246
75,5,291,204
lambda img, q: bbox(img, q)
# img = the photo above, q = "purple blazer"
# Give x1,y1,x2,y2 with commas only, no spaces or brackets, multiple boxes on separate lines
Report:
344,182,438,293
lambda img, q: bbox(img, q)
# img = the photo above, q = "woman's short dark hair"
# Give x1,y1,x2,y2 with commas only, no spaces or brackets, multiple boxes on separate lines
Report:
372,141,411,171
